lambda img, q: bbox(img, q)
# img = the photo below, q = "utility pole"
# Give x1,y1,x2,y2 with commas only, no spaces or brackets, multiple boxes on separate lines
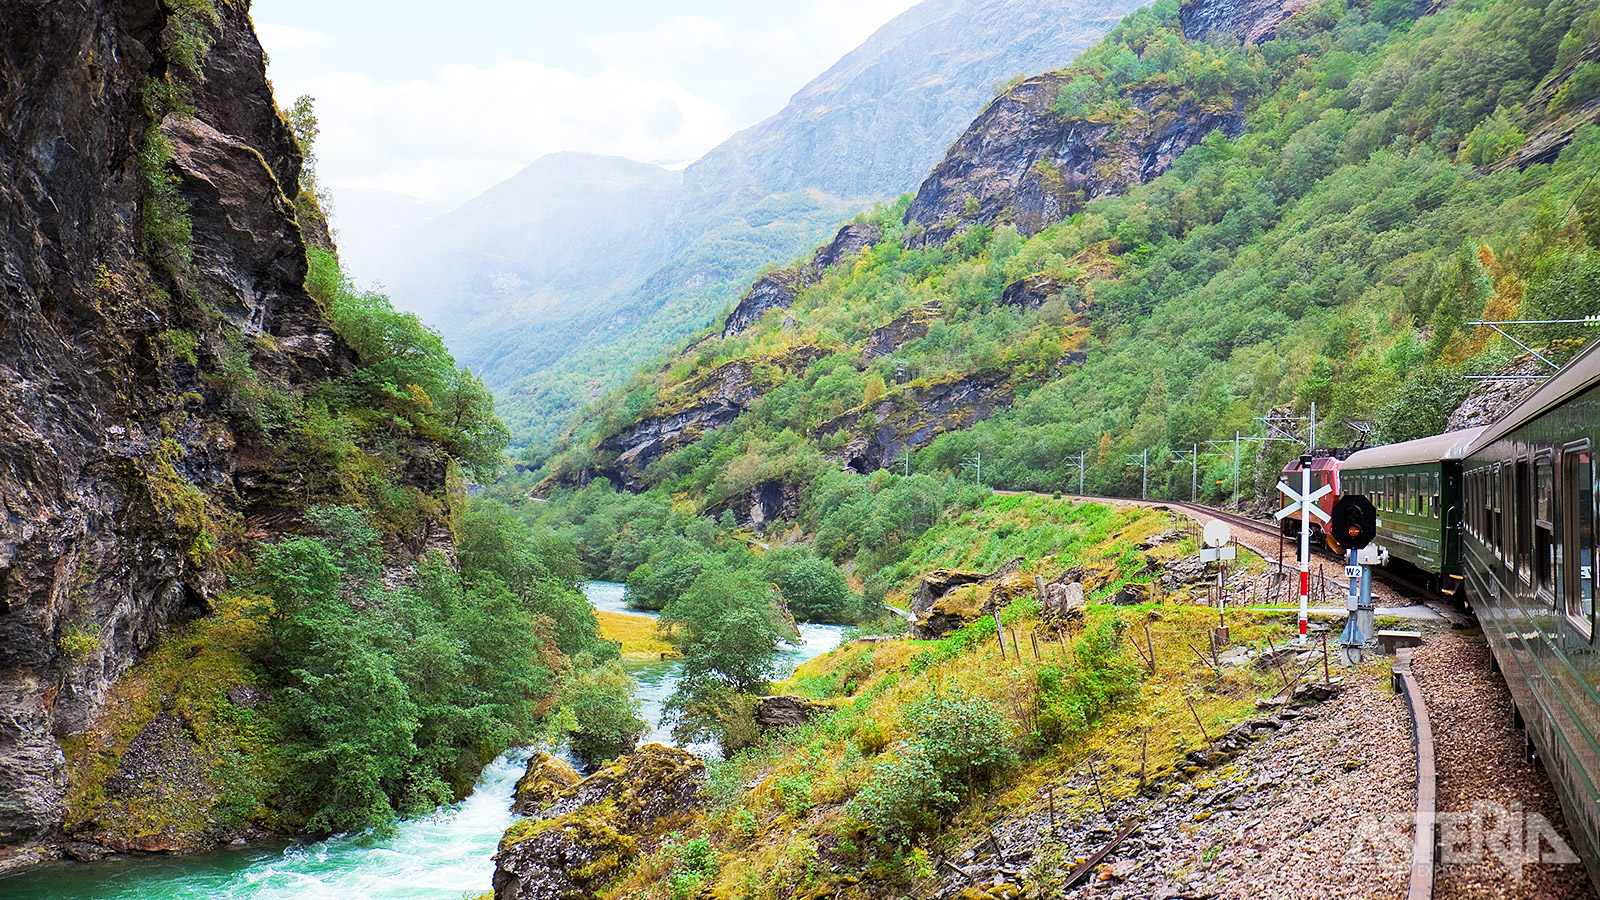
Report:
962,453,982,486
1062,450,1087,497
897,447,911,477
1172,444,1199,502
1309,401,1316,452
1126,450,1148,499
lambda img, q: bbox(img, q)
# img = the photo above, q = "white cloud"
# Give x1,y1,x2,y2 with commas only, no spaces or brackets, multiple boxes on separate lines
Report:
255,22,334,52
290,62,740,207
259,0,922,207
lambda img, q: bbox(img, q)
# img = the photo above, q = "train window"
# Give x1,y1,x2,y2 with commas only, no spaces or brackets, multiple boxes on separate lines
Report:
1516,459,1532,586
1535,457,1556,604
1409,474,1419,516
1491,466,1503,556
1565,448,1594,639
1387,475,1396,511
1432,473,1440,519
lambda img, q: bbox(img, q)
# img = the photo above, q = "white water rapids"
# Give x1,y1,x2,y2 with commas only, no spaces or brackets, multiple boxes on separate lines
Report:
0,583,844,900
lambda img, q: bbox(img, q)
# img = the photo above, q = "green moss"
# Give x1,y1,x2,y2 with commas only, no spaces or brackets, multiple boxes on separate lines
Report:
59,624,101,663
60,593,287,843
137,128,193,276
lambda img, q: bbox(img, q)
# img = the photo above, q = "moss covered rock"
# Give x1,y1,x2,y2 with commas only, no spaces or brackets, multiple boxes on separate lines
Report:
493,744,705,900
511,753,582,818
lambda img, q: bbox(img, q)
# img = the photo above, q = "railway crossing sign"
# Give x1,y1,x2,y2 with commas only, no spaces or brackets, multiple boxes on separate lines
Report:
1274,481,1331,522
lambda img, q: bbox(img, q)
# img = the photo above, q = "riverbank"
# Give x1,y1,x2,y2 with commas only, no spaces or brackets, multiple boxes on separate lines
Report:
595,609,678,661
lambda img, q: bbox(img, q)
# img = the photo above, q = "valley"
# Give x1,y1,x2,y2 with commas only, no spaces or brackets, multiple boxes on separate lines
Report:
7,0,1600,896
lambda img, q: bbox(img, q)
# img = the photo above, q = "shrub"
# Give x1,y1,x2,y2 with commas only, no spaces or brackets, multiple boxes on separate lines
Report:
846,690,1017,846
559,656,646,766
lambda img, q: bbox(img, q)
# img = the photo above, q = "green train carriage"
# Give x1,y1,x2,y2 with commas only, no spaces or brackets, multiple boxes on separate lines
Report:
1341,425,1486,594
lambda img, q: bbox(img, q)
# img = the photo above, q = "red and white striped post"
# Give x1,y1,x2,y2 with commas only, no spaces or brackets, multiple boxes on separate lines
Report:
1297,453,1312,643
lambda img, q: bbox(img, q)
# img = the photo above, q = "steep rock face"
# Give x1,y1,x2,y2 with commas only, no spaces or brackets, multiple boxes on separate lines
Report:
722,222,881,338
825,372,1016,473
0,0,441,844
904,71,1246,246
860,303,939,365
1178,0,1310,43
493,745,704,900
908,560,1030,639
595,361,766,490
721,269,807,339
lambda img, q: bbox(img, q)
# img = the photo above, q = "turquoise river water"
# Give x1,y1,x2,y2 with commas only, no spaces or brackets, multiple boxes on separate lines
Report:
0,582,845,900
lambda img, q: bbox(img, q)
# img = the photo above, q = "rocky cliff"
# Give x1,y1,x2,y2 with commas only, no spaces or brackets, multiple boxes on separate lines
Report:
904,71,1246,246
0,0,444,846
722,222,881,338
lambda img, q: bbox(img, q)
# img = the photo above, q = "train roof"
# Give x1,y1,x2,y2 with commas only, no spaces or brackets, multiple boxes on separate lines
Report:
1469,337,1600,454
1344,425,1488,469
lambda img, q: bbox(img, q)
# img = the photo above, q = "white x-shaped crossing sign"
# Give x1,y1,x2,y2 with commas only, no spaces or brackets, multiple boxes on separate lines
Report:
1275,481,1332,522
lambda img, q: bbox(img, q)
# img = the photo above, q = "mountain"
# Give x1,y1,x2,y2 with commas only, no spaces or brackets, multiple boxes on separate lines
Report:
529,0,1600,514
361,0,1150,448
379,153,682,333
682,0,1142,201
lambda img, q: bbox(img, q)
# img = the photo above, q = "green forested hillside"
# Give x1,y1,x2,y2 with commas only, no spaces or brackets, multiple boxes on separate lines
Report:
527,0,1600,515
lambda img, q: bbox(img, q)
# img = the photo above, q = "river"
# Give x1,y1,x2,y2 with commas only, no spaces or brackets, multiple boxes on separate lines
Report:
0,582,845,900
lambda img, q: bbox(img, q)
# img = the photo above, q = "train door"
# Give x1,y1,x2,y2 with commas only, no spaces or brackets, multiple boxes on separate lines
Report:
1566,446,1595,641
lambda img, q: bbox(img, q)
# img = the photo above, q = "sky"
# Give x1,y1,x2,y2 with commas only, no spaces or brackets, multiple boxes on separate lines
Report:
253,0,921,209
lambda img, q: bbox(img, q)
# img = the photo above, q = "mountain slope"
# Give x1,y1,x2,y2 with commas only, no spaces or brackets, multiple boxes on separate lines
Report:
683,0,1145,200
526,0,1600,515
368,0,1150,449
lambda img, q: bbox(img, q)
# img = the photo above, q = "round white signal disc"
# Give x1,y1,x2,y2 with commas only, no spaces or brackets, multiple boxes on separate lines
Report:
1203,519,1231,549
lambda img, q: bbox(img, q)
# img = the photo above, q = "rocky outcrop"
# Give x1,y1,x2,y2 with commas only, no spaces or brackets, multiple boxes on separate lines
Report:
706,479,801,530
1445,342,1589,432
825,372,1016,473
493,744,705,900
722,223,882,337
597,361,763,489
860,303,940,366
0,0,445,846
909,559,1032,638
511,754,583,818
722,269,808,338
594,347,826,489
904,69,1247,247
1178,0,1311,44
753,696,841,730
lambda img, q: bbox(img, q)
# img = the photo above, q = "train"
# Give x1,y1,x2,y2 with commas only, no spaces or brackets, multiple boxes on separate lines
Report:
1269,338,1600,888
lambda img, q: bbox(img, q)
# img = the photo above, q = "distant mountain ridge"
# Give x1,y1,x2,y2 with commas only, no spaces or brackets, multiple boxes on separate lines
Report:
347,0,1148,447
684,0,1142,200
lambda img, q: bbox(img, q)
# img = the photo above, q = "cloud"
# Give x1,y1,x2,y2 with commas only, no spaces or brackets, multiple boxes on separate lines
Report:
290,61,739,206
254,22,334,52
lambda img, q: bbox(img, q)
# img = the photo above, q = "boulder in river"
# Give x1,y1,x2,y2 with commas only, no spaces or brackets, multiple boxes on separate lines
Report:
493,744,705,900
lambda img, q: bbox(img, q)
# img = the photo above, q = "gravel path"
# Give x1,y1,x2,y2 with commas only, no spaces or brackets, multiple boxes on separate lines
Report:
1411,630,1596,900
1086,674,1416,900
927,669,1418,900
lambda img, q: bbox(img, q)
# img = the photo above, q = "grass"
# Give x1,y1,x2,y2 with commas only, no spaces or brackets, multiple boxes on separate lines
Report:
599,502,1320,900
596,609,678,661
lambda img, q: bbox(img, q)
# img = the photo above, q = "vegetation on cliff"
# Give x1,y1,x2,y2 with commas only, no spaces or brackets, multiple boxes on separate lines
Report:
526,0,1600,515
